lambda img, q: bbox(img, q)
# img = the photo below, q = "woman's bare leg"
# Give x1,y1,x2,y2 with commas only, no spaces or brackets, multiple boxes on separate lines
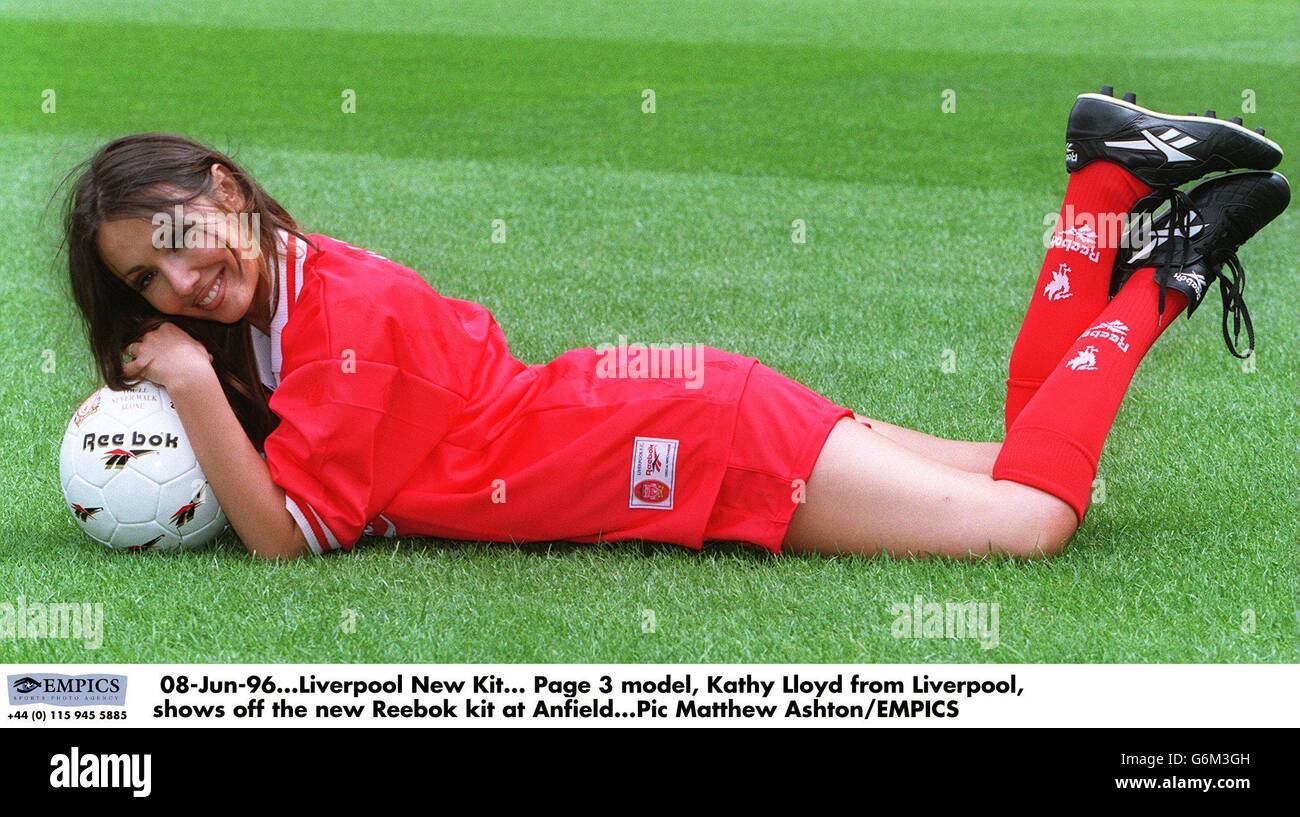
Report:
785,418,1077,559
854,414,1001,475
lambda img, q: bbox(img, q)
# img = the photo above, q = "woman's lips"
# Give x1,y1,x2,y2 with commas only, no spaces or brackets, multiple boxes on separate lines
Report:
197,269,225,310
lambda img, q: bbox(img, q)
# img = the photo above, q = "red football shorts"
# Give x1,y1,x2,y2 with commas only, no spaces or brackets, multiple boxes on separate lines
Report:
702,362,858,554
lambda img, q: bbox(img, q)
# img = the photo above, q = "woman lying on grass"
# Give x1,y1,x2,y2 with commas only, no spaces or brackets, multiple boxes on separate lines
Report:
60,86,1287,560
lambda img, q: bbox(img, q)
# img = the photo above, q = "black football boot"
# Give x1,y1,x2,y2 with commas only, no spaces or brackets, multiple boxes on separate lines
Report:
1111,170,1290,358
1066,86,1282,186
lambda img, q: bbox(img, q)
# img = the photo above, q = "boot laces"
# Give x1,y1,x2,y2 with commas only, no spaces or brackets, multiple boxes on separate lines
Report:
1217,254,1254,359
1141,185,1196,320
1140,185,1254,358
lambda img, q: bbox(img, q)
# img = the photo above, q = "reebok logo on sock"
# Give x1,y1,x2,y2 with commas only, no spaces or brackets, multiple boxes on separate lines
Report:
1079,320,1131,353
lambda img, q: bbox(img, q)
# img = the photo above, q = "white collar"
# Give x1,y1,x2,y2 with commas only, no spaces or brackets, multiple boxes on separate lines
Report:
247,229,306,391
249,323,276,391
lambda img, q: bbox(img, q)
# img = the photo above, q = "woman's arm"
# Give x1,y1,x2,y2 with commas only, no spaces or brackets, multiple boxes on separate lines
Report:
169,367,308,559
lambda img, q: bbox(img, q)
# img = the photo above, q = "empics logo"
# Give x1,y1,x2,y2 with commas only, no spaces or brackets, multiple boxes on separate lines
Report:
12,676,41,694
9,673,123,703
50,747,151,798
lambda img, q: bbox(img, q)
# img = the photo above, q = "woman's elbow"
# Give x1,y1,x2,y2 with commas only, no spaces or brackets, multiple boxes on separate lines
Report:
246,527,310,560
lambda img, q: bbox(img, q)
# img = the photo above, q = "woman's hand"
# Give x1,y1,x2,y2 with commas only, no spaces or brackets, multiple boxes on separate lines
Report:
123,322,214,391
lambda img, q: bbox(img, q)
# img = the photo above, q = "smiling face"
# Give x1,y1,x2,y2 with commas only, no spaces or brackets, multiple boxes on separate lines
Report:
94,164,271,331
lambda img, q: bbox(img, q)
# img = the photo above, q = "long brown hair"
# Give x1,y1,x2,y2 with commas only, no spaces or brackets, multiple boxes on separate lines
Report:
59,133,309,450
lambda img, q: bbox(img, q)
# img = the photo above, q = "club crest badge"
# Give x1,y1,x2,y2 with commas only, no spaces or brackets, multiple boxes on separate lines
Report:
629,437,678,510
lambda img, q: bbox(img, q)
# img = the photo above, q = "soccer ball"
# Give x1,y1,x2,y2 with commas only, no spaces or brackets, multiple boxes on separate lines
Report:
59,381,228,552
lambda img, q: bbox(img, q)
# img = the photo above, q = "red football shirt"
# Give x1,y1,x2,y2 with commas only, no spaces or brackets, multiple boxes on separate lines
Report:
254,232,757,554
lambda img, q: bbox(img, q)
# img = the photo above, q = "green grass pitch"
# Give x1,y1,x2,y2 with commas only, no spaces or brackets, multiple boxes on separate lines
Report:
0,0,1294,663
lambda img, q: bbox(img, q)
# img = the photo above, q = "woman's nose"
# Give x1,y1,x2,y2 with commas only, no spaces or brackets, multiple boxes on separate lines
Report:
161,261,202,301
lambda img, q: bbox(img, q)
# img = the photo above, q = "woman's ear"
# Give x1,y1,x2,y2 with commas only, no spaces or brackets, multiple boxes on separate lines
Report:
209,163,247,211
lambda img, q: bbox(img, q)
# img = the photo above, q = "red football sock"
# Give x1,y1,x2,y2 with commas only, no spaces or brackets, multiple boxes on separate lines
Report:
993,267,1187,522
1005,162,1152,430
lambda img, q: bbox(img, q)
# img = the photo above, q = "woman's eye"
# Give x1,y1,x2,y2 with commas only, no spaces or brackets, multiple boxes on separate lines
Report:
137,270,155,291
